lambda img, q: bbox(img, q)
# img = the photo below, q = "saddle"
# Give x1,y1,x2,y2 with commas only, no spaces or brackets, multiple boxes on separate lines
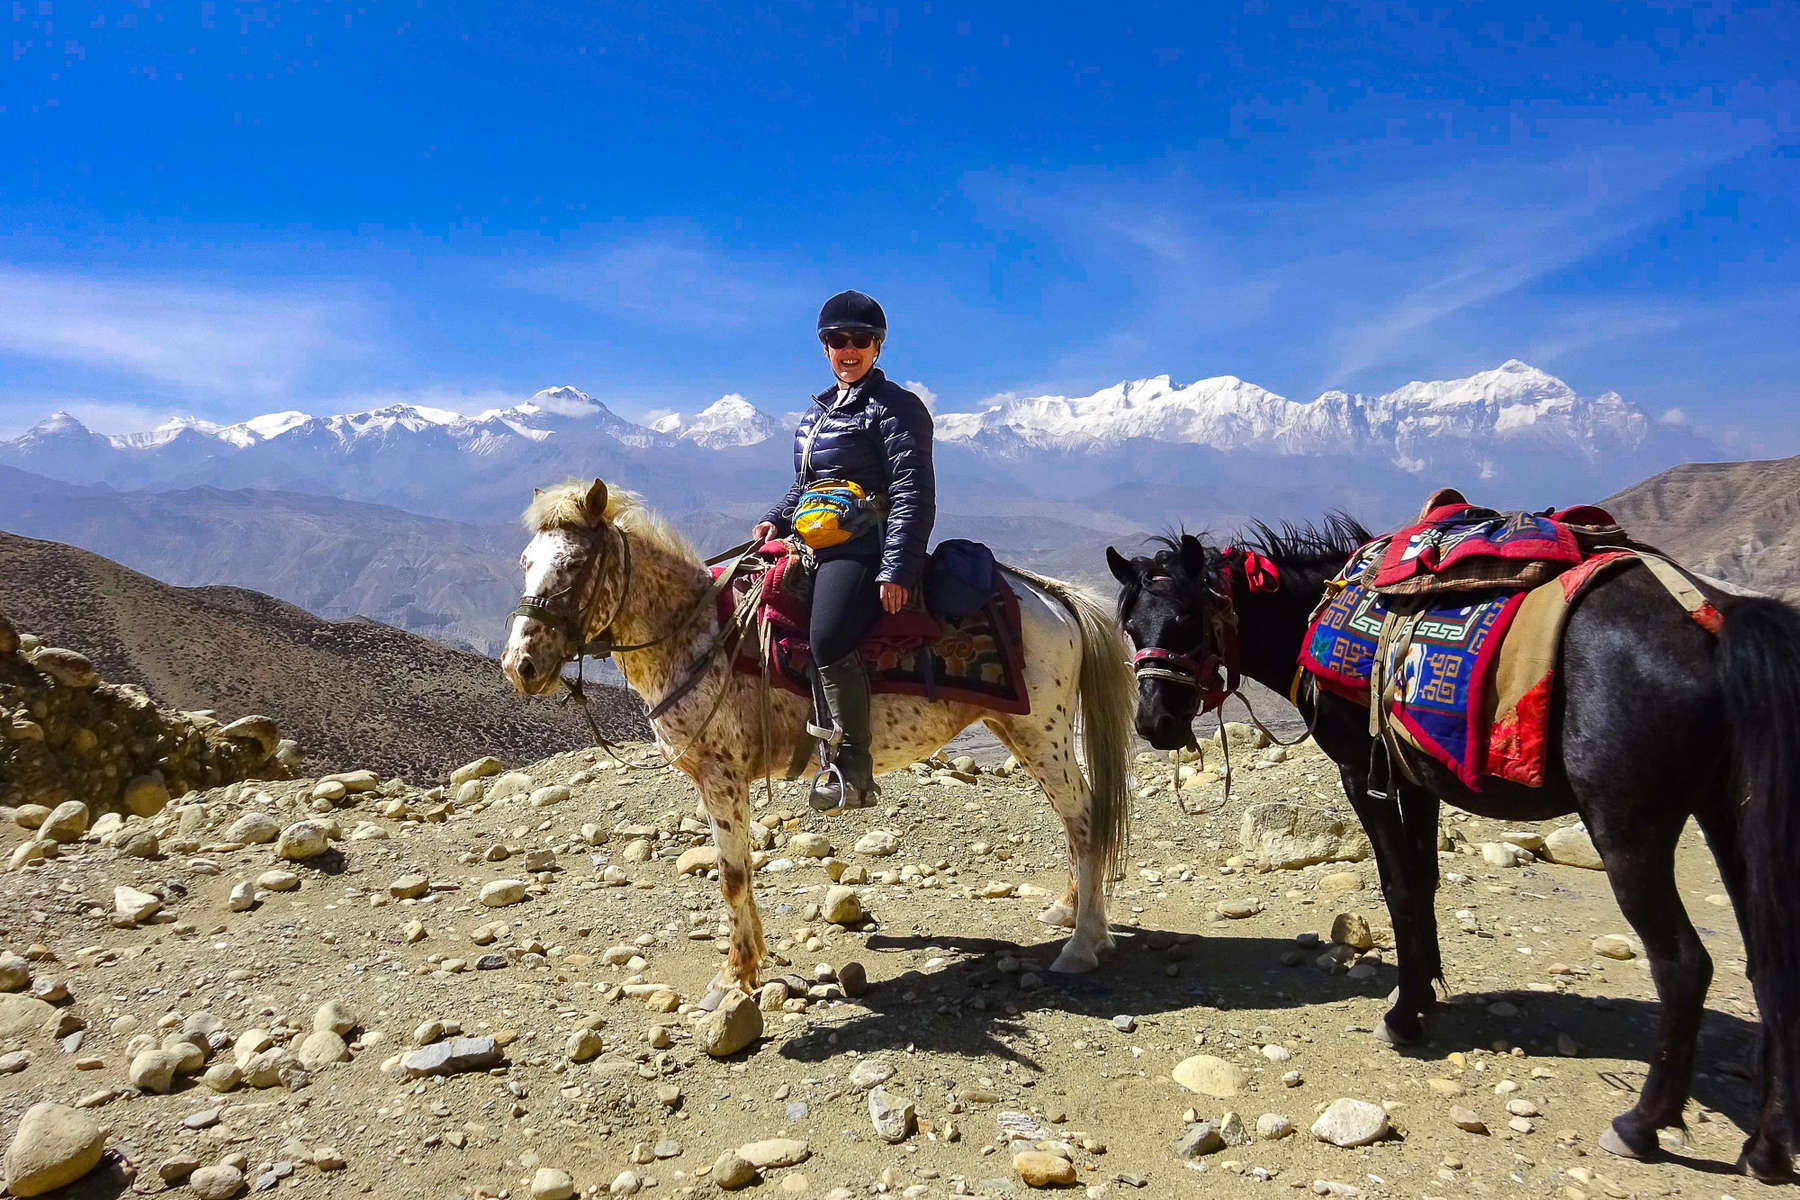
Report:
747,548,943,665
1302,488,1721,792
712,542,1031,714
1360,487,1641,597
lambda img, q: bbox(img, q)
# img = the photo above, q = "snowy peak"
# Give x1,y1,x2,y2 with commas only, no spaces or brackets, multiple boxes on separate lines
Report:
28,410,93,437
935,373,1337,452
518,385,601,416
932,360,1652,465
650,394,779,449
109,416,230,450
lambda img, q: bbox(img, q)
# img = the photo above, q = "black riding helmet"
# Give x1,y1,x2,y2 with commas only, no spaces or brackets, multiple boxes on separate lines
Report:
817,290,887,338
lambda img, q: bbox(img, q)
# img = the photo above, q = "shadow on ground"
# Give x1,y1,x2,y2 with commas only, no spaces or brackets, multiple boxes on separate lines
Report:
776,923,1765,1137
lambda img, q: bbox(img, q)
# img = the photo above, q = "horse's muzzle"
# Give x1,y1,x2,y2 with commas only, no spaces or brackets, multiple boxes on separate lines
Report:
1135,683,1197,751
502,639,562,696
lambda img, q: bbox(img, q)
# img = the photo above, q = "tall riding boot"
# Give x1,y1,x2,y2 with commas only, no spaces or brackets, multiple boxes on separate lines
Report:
808,652,879,812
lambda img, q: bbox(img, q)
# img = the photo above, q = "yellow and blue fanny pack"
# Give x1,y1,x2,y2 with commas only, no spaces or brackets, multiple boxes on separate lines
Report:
792,480,875,550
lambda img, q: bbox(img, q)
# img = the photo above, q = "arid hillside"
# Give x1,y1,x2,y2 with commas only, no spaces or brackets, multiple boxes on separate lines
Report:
0,531,645,780
1604,454,1800,599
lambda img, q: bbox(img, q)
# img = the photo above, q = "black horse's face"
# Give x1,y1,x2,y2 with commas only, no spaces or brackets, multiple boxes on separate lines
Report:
1108,535,1215,751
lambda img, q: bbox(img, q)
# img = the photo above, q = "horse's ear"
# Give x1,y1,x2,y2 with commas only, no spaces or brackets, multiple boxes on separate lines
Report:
1105,546,1135,586
533,486,543,498
584,478,609,524
1178,533,1208,577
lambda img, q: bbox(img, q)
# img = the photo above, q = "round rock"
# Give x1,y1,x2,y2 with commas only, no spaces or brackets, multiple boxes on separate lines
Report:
3,1102,106,1198
1311,1098,1390,1147
275,821,331,861
531,1167,576,1200
1173,1053,1243,1098
189,1163,246,1200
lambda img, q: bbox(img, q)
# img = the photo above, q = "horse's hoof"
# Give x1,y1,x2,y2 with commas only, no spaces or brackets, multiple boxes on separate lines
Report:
1736,1142,1798,1184
697,986,731,1013
1049,945,1100,974
1037,903,1076,929
1373,1019,1417,1046
1600,1126,1654,1162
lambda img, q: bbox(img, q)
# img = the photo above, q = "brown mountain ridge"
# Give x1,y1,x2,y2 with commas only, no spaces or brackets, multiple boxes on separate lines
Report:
0,530,648,780
1604,453,1800,600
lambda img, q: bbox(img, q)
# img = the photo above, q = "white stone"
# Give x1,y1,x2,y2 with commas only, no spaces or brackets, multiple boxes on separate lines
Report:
479,879,527,907
1311,1098,1389,1147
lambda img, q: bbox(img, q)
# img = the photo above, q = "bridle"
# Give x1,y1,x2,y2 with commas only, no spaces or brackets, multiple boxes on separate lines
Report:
508,521,760,759
1128,545,1308,807
1129,546,1278,715
509,523,633,660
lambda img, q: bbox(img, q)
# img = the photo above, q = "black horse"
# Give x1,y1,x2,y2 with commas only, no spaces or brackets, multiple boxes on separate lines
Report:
1108,518,1800,1181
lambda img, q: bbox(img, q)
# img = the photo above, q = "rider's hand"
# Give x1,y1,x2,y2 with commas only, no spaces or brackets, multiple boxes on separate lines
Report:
751,522,778,546
880,582,909,614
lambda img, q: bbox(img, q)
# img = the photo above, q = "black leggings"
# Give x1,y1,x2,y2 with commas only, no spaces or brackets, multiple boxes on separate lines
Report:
810,552,882,666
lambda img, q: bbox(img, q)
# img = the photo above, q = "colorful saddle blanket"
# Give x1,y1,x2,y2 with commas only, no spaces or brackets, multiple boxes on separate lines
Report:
1304,541,1642,789
1368,490,1632,597
713,547,1031,715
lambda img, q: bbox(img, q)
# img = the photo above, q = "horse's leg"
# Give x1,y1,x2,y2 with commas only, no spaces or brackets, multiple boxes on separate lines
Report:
1038,878,1080,930
1585,809,1709,1162
985,715,1114,973
1693,802,1797,1182
694,769,765,1005
982,716,1076,928
1343,767,1441,1044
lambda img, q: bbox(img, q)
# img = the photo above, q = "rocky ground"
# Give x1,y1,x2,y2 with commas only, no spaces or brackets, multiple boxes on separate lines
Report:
0,727,1765,1200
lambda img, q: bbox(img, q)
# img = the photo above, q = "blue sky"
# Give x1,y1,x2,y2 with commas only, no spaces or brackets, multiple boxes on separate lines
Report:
2,1,1796,451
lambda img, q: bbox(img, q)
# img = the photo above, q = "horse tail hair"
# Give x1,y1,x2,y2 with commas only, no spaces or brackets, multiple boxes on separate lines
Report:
1002,565,1135,885
1718,593,1800,1121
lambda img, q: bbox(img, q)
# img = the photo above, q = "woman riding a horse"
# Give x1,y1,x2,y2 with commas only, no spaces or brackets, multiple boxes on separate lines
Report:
751,290,936,812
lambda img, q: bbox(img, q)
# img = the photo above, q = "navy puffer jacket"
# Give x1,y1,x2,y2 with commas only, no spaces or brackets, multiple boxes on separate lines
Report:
761,367,936,590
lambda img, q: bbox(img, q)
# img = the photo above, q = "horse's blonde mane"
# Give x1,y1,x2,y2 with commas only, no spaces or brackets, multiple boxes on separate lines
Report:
521,480,695,562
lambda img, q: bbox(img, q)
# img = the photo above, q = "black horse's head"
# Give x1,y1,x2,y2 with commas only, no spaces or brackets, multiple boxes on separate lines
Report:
1109,515,1371,752
1107,533,1227,751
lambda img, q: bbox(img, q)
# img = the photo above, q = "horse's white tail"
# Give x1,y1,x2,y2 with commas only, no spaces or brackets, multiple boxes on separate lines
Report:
1003,565,1136,883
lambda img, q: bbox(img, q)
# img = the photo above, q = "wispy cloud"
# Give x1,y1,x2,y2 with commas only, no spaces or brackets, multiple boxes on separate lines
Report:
962,115,1774,398
1319,138,1766,378
902,379,938,412
0,266,365,396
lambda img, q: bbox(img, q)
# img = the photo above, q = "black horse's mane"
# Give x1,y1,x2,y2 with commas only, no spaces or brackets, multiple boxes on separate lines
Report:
1118,513,1372,619
1235,512,1373,569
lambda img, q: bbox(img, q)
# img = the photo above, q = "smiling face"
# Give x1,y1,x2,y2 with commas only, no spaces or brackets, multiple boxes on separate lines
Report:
1108,536,1216,750
822,332,880,384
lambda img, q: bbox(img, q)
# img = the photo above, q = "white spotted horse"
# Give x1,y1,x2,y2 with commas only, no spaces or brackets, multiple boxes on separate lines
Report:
502,479,1135,1009
1110,508,1800,1181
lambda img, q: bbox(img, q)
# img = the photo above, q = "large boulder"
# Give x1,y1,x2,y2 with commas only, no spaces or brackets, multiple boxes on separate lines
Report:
4,1102,106,1197
29,648,99,689
1240,802,1371,869
218,716,281,758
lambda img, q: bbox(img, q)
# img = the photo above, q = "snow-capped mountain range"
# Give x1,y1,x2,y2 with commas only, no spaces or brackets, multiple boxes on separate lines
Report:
14,359,1653,459
0,360,1697,530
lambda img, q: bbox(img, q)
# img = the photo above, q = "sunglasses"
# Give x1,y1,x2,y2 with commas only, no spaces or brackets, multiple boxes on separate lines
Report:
821,331,879,350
